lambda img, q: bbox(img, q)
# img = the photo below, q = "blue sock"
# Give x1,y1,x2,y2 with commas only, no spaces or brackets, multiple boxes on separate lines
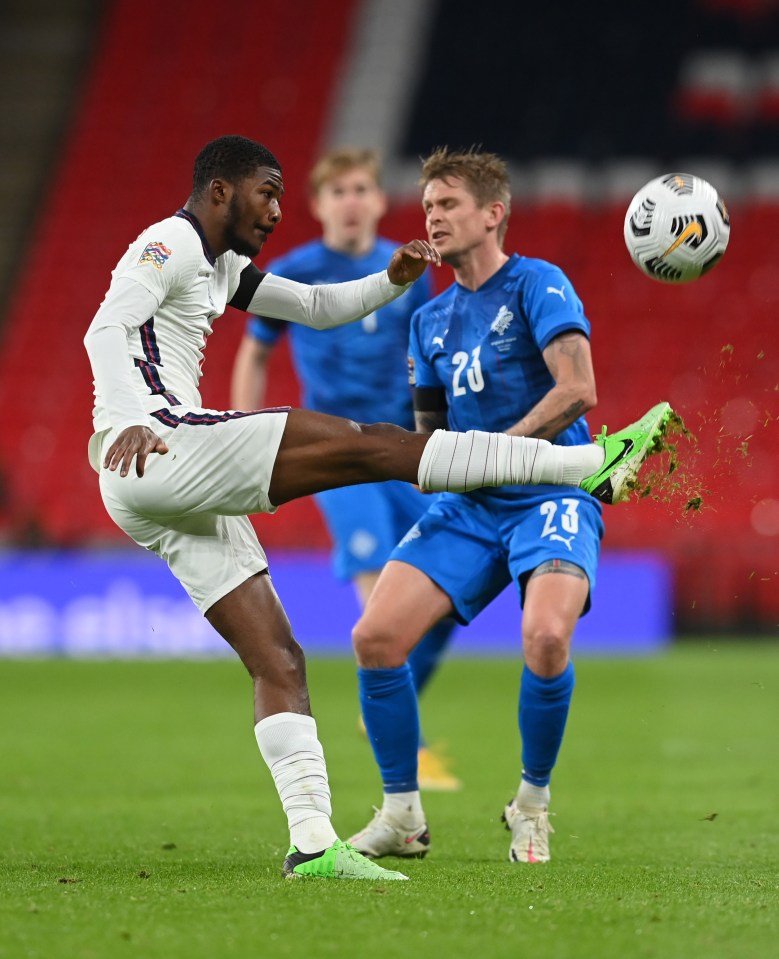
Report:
358,665,420,793
519,662,575,787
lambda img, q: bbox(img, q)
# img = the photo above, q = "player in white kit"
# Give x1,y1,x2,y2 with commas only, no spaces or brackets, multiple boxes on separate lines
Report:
83,135,670,880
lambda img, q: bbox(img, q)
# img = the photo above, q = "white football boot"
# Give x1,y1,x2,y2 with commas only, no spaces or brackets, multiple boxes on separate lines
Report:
349,807,431,859
502,797,554,863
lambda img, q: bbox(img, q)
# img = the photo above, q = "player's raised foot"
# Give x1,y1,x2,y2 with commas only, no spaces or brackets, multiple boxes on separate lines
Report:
580,401,673,505
502,798,554,863
349,808,431,859
418,745,462,792
282,839,409,880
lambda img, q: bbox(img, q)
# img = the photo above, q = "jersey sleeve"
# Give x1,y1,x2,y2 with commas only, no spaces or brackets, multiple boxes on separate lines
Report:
226,253,265,310
243,252,290,344
244,270,410,330
115,224,199,304
522,264,590,352
246,313,287,345
84,278,161,432
224,252,255,304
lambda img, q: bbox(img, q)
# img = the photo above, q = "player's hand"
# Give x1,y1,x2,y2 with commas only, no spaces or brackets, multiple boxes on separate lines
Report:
387,240,441,286
103,425,169,478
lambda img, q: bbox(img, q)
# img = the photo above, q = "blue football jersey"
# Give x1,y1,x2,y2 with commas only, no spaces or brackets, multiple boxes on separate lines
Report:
409,254,594,502
247,238,432,428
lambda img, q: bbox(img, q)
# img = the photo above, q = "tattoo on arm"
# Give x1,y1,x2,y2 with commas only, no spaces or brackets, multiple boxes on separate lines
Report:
554,332,584,359
509,332,593,440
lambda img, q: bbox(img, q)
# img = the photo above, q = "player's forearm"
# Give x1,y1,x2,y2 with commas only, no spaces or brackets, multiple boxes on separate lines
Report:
246,271,412,330
231,340,268,410
505,386,593,441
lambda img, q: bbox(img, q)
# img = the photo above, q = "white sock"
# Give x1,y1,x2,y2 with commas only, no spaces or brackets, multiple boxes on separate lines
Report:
383,790,425,829
255,712,339,853
418,430,605,492
518,779,551,813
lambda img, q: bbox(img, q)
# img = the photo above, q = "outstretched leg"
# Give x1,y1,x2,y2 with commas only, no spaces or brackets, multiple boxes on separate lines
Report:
268,403,672,507
268,413,426,504
269,411,597,504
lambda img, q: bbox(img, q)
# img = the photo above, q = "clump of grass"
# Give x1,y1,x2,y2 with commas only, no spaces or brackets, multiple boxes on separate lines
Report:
628,411,708,514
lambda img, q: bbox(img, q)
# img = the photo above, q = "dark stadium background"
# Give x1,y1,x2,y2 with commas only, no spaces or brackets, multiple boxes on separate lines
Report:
0,0,777,647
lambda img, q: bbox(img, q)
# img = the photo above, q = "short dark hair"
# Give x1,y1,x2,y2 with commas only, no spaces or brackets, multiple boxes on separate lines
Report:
192,135,281,199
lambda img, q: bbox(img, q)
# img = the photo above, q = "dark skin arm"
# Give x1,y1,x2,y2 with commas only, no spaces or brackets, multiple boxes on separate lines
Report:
505,331,597,440
103,241,441,478
386,239,440,285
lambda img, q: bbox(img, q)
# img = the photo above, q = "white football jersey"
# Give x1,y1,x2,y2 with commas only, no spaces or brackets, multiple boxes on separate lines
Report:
89,210,250,432
86,209,407,439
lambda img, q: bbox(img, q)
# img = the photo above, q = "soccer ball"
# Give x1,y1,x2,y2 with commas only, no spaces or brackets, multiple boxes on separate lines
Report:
623,173,730,283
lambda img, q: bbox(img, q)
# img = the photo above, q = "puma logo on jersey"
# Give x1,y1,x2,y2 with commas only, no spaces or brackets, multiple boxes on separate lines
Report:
398,524,422,547
546,285,566,301
433,336,445,348
548,533,575,550
491,305,513,335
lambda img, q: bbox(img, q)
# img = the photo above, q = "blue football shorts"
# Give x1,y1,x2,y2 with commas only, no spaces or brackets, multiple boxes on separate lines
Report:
388,488,604,624
315,480,435,581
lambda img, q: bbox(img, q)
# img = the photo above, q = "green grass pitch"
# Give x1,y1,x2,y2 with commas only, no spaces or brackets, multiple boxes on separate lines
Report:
1,642,777,959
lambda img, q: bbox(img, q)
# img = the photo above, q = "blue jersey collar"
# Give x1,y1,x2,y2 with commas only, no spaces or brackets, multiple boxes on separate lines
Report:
457,253,519,294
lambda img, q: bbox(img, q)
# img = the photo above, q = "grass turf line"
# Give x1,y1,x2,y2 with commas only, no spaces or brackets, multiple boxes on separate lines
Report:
1,643,777,959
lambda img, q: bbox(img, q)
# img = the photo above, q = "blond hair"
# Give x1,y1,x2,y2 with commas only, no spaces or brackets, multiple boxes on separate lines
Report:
308,147,383,195
420,147,512,245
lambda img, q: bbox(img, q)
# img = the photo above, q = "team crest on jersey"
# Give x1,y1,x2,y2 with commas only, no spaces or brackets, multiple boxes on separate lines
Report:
491,305,513,335
139,242,172,270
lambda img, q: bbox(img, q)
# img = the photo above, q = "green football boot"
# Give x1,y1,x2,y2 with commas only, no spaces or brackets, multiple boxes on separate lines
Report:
282,839,409,880
580,401,673,504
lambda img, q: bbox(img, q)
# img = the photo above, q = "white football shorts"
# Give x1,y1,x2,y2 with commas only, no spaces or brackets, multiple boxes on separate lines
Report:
92,406,289,613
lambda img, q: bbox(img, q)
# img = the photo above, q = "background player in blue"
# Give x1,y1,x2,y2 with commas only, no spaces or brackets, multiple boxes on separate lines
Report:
349,147,669,864
231,148,460,790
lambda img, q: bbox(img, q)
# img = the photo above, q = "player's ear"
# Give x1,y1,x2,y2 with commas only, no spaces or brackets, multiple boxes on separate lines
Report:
375,189,388,219
209,178,230,206
486,201,506,234
309,194,323,223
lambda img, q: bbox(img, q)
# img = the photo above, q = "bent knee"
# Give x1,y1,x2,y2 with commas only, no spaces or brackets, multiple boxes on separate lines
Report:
523,627,572,677
246,633,307,686
352,617,408,669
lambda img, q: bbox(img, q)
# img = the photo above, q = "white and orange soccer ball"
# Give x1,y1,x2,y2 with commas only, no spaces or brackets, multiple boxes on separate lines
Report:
623,172,730,283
